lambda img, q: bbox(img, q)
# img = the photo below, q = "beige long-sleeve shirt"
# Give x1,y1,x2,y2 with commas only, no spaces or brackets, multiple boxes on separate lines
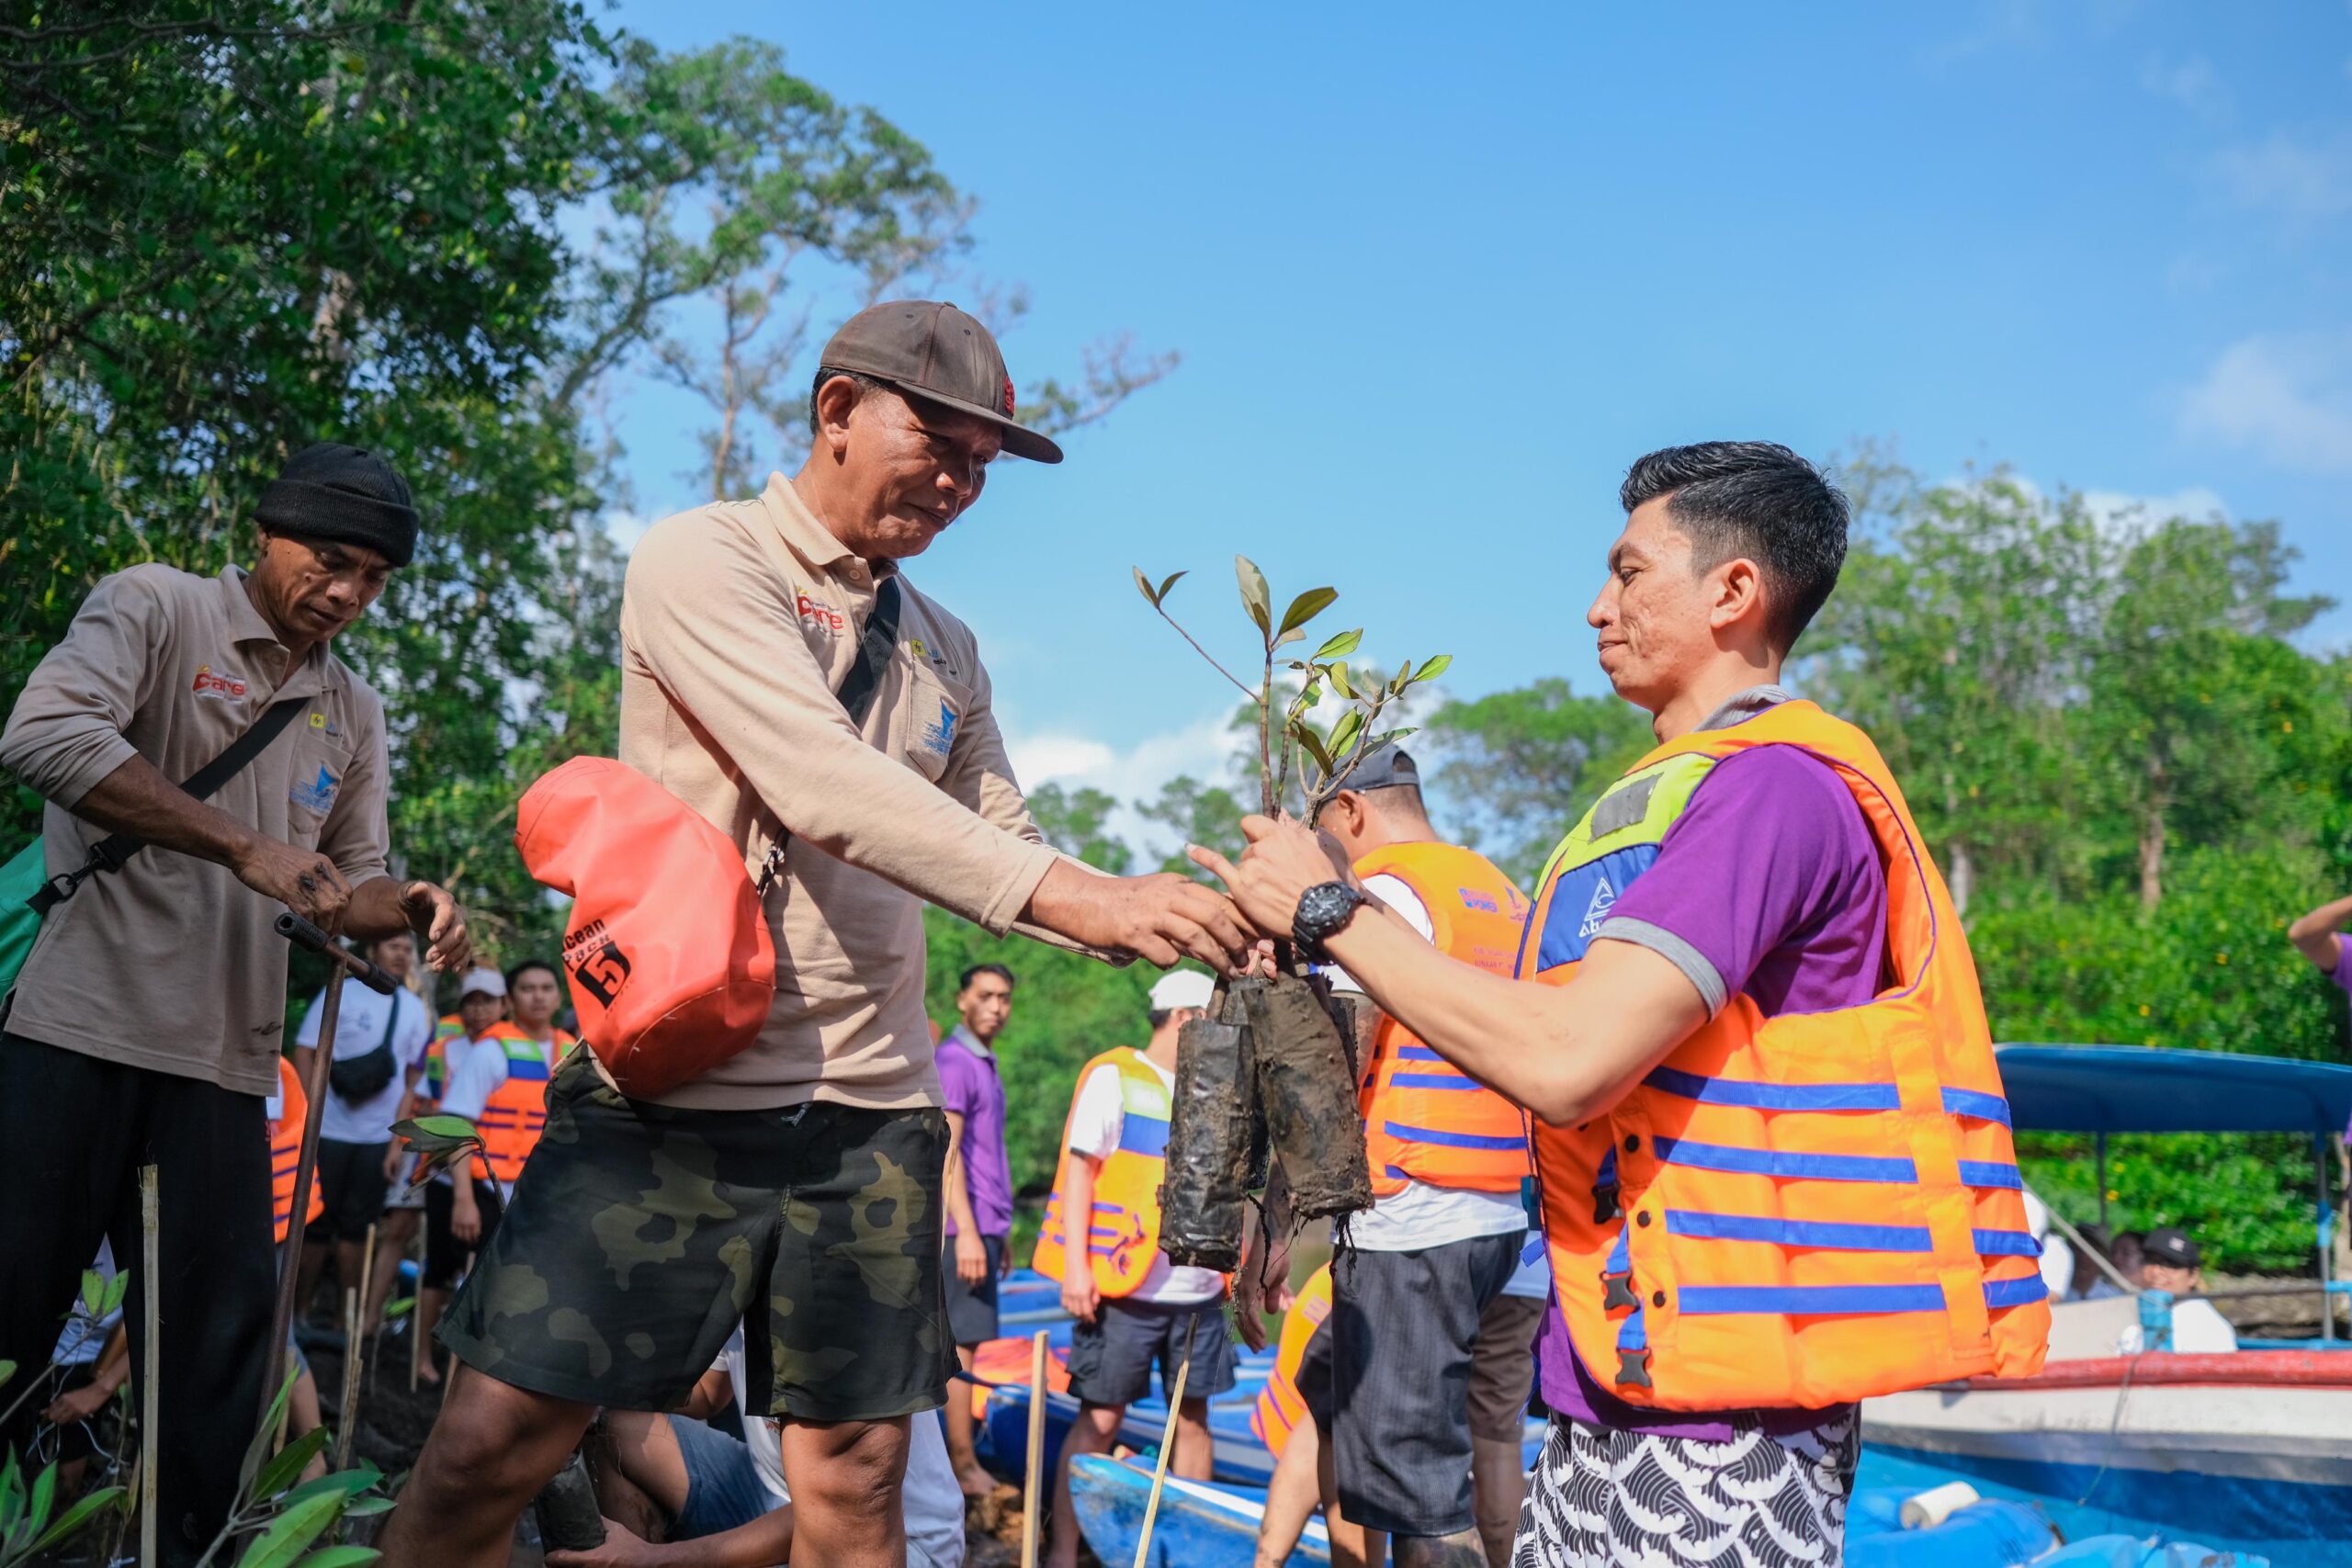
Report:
619,473,1101,1111
0,564,391,1095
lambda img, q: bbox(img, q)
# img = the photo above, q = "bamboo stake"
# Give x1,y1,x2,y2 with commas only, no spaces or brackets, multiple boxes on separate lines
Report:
1124,1354,1185,1561
1020,1328,1048,1568
334,1215,374,1472
1129,1334,1195,1568
139,1164,159,1568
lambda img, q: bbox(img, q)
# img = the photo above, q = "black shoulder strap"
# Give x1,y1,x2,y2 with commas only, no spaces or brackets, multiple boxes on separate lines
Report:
28,693,311,916
753,578,905,898
834,575,903,728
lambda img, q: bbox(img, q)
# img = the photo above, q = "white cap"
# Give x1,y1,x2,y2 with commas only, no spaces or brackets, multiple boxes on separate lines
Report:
1148,970,1216,1012
458,967,507,1000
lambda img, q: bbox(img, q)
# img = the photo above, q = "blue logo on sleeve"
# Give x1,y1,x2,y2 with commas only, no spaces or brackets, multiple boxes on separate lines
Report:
922,699,959,758
290,763,341,814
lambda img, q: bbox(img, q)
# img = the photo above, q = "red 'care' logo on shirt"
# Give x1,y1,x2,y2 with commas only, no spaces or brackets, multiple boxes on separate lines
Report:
192,664,246,700
796,592,845,633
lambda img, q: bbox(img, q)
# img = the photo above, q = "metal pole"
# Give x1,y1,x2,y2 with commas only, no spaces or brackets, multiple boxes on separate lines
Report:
139,1165,160,1568
263,971,341,1422
2095,1133,2109,1229
2318,1134,2335,1346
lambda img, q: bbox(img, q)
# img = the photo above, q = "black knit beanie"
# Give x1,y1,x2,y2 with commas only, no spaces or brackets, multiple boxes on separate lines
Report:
254,443,419,567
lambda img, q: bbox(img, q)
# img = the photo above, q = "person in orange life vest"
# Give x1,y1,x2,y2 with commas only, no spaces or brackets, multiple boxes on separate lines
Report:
412,967,513,1383
1041,969,1240,1568
434,961,571,1269
1250,1266,1377,1568
1282,744,1533,1566
1195,444,2049,1568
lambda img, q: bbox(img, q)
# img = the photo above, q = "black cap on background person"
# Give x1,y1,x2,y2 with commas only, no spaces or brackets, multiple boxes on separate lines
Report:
254,442,420,566
2143,1227,2200,1271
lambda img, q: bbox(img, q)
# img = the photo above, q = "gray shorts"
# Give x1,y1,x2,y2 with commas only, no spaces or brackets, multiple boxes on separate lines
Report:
944,1234,1005,1348
1066,1295,1238,1410
1331,1233,1520,1538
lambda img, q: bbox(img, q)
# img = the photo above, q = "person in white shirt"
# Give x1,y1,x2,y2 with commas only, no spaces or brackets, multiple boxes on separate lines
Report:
2117,1226,2239,1356
1046,970,1239,1568
413,968,510,1382
291,931,433,1335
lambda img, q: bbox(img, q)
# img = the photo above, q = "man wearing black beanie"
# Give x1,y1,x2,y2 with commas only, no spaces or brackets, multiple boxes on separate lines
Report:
0,441,470,1563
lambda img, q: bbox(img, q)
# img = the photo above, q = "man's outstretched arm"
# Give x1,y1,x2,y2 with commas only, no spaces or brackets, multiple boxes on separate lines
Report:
2289,895,2352,972
1192,816,1706,1126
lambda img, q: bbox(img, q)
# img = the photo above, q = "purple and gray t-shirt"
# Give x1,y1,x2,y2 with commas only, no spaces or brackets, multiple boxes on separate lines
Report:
1542,687,1887,1440
936,1025,1014,1238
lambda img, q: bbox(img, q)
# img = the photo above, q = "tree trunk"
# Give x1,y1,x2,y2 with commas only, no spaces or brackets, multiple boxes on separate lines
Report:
2137,758,2168,914
1948,839,1974,920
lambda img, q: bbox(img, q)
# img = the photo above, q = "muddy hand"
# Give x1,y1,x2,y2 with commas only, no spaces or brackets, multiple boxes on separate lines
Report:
234,837,352,933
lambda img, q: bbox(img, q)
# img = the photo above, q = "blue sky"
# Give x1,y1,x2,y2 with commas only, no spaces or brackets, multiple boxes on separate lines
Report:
599,0,2352,841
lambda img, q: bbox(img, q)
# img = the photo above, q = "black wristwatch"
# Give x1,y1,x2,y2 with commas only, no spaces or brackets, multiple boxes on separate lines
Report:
1293,880,1369,962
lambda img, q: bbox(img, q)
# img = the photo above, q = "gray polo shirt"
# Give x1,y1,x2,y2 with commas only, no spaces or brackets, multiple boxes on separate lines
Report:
0,563,391,1095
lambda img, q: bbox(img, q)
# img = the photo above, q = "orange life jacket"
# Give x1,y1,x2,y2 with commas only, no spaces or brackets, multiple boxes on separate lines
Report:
1519,700,2050,1411
1032,1047,1187,1297
1354,842,1532,1197
1250,1265,1333,1457
419,1012,465,1107
469,1024,574,1187
268,1056,325,1245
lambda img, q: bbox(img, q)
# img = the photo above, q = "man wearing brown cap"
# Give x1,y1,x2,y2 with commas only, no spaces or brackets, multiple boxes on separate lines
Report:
0,442,472,1564
384,303,1248,1568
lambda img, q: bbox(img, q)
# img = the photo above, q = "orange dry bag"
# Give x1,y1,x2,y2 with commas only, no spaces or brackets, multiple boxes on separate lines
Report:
514,757,776,1099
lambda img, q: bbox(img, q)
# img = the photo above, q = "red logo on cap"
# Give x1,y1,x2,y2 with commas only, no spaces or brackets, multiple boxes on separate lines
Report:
1002,377,1015,417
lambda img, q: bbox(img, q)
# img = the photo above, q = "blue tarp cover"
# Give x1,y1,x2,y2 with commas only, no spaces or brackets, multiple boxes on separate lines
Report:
1993,1044,2352,1135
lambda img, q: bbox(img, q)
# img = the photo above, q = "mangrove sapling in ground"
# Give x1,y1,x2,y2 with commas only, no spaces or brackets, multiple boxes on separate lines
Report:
1135,559,1452,1278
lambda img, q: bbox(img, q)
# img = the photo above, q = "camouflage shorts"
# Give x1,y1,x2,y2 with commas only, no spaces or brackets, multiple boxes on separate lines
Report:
439,1050,953,1422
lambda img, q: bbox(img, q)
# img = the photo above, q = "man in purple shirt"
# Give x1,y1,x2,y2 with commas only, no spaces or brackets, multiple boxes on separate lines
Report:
2290,894,2352,1001
1202,444,1924,1565
937,961,1016,1494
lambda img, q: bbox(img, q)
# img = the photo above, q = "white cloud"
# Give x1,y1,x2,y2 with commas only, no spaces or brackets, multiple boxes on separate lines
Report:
2076,486,2230,535
1006,705,1240,862
2139,54,2229,120
2179,332,2352,473
2207,130,2352,220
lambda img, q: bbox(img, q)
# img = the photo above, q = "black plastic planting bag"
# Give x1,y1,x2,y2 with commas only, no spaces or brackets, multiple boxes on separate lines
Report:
1240,970,1373,1220
1160,985,1257,1270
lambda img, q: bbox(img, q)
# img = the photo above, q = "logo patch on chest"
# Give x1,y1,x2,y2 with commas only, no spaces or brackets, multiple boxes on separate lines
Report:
290,763,341,815
192,664,248,702
922,699,959,758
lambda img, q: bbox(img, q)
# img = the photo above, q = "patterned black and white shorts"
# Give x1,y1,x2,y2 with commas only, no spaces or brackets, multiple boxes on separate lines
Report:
1511,1409,1860,1567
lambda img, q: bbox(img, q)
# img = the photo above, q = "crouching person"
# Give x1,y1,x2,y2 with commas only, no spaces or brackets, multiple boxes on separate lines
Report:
0,444,470,1563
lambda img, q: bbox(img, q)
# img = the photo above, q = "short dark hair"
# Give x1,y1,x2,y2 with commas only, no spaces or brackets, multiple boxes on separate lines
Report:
506,958,560,991
807,365,889,438
959,963,1015,992
1619,442,1849,653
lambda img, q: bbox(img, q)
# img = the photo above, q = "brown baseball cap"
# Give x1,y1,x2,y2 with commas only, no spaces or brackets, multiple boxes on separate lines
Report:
817,299,1065,465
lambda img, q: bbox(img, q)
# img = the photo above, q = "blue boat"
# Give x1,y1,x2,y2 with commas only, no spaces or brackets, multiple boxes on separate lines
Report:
1069,1454,2160,1568
1861,1046,2352,1566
